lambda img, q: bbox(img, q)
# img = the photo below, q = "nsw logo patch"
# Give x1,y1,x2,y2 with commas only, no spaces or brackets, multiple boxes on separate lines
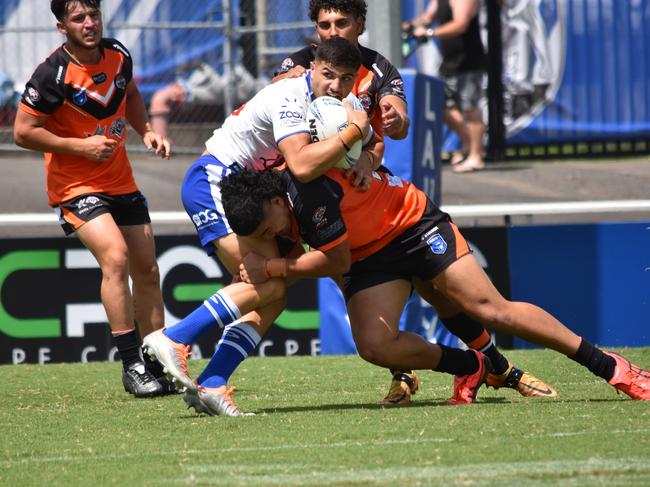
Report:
426,233,447,255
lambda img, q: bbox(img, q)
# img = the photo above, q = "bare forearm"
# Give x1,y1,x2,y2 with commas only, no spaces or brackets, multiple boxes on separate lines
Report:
265,247,350,280
126,88,152,137
287,252,343,279
14,125,85,156
411,1,438,26
287,137,347,182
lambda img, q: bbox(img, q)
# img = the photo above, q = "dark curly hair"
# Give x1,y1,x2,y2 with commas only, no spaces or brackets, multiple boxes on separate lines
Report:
315,37,361,71
51,0,101,22
309,0,367,32
220,169,286,236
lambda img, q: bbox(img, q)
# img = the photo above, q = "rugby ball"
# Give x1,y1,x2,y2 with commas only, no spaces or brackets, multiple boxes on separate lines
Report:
307,96,362,169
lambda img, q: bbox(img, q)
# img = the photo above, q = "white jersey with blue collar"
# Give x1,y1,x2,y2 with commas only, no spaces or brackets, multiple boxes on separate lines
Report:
204,71,371,171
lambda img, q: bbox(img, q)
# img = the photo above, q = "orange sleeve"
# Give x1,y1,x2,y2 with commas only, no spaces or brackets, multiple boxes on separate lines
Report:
314,231,348,253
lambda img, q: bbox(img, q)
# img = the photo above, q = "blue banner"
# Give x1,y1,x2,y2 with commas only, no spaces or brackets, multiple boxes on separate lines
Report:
509,222,650,348
402,0,650,147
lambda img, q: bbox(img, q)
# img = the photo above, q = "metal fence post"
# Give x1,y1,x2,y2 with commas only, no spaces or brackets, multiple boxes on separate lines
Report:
223,0,234,118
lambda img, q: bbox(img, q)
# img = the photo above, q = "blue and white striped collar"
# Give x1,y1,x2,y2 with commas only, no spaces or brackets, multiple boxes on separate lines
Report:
305,70,316,101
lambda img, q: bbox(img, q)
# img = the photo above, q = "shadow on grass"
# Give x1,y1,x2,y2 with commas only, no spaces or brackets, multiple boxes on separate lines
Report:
254,397,513,414
175,394,628,418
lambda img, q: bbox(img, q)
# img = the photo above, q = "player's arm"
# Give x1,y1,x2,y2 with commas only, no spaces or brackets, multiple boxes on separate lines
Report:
379,94,410,140
13,108,118,162
271,65,307,83
346,127,384,190
271,49,311,83
239,240,351,284
125,79,171,159
279,100,370,183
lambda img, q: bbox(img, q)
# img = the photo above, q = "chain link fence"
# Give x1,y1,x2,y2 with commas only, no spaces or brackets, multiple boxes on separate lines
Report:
0,0,315,152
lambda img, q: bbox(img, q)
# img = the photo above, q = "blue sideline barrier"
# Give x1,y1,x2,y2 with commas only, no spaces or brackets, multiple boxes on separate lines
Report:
509,222,650,348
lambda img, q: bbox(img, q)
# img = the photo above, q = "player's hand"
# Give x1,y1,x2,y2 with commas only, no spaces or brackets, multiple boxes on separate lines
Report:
379,99,404,138
82,135,118,162
401,20,414,33
346,151,374,192
239,252,270,284
143,130,171,159
343,99,370,139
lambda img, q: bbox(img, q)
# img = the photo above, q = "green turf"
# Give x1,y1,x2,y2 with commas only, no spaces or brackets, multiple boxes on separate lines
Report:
2,348,650,486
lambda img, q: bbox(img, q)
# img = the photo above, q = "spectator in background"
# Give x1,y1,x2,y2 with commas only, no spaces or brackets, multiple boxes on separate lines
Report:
13,0,173,397
502,0,553,122
0,71,19,125
403,0,487,173
149,63,265,142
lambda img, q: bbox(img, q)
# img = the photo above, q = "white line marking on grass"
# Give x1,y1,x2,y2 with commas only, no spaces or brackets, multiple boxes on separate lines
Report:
0,437,452,467
4,429,650,468
162,458,650,486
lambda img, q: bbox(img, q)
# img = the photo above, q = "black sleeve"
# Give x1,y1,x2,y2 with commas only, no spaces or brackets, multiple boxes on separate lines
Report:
374,55,407,103
105,38,133,83
283,171,347,250
275,46,315,75
20,59,65,115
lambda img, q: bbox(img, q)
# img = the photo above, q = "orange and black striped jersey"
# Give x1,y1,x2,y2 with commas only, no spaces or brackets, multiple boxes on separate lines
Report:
19,38,137,206
281,167,432,263
277,44,407,137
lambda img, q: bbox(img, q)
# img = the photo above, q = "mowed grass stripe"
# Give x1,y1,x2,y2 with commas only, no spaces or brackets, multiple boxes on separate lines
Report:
5,428,650,468
173,458,650,486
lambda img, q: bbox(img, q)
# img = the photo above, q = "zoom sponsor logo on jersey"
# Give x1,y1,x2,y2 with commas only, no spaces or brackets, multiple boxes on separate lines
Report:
279,110,302,120
191,209,219,228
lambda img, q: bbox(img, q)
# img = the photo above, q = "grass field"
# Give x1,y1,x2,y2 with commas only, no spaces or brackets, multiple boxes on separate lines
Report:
2,348,650,486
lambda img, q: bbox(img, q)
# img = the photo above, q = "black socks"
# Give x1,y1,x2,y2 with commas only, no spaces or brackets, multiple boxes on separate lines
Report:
442,313,510,375
569,338,616,381
112,329,142,369
434,345,480,376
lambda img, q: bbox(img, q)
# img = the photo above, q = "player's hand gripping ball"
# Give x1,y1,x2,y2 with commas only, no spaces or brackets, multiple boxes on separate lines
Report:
307,96,362,169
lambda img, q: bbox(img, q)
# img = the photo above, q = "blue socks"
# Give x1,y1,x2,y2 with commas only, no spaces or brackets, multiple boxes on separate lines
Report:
198,322,262,388
163,290,241,344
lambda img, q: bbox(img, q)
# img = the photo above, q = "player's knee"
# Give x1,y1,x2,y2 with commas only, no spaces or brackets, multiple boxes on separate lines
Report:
355,337,389,366
132,261,161,288
473,301,516,330
100,247,129,278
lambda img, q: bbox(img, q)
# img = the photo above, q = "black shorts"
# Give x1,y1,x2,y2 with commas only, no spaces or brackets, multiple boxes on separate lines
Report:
342,201,471,301
55,191,151,236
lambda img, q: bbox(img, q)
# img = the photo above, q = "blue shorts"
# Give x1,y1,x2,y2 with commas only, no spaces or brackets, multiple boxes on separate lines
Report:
181,153,242,254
